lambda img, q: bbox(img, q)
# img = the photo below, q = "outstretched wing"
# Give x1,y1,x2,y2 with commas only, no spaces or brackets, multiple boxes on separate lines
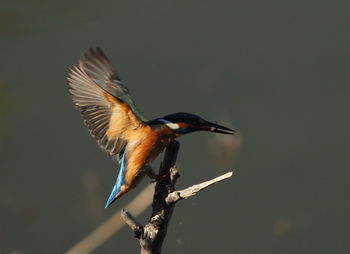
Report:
67,47,147,156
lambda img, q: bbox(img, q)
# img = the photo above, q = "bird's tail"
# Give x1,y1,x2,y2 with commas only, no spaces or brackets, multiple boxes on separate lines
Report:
105,152,127,208
105,181,125,208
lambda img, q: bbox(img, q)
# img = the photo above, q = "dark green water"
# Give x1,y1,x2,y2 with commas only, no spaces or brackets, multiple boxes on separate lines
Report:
1,0,349,253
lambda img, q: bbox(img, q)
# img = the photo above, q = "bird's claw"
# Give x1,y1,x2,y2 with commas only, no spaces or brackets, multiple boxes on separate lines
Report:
149,171,171,183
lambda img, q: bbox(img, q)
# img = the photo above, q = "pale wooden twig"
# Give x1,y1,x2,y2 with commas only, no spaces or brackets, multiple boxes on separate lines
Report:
121,208,143,238
165,171,234,204
121,141,234,254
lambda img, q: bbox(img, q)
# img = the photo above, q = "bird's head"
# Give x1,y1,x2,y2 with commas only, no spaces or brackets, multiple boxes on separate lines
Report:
149,112,235,136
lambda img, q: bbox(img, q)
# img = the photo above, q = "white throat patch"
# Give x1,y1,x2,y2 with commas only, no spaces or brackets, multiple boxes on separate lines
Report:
158,119,180,130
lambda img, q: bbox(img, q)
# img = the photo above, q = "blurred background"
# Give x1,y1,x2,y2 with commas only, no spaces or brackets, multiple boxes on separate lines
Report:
1,0,349,253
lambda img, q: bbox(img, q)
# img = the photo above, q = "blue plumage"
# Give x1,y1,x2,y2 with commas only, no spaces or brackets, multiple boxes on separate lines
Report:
105,151,127,208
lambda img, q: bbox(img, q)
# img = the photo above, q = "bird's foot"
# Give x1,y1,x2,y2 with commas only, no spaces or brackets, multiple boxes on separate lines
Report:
148,171,171,183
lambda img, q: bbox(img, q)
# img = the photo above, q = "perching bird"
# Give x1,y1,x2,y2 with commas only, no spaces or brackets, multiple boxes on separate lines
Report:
67,48,235,208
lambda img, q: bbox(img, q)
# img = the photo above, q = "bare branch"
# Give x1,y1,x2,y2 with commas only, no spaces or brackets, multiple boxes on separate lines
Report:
166,171,234,204
121,208,143,239
120,141,235,254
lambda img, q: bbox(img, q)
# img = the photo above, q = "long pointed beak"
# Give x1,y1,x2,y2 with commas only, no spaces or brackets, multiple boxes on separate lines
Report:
201,121,236,135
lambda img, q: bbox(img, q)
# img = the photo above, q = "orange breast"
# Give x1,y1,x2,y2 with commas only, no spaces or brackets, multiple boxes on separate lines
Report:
123,126,175,187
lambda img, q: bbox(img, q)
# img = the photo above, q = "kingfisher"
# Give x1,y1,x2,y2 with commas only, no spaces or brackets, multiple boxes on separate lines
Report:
67,47,235,208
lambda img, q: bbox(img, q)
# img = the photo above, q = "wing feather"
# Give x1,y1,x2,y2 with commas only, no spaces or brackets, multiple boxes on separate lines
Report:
67,47,146,156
